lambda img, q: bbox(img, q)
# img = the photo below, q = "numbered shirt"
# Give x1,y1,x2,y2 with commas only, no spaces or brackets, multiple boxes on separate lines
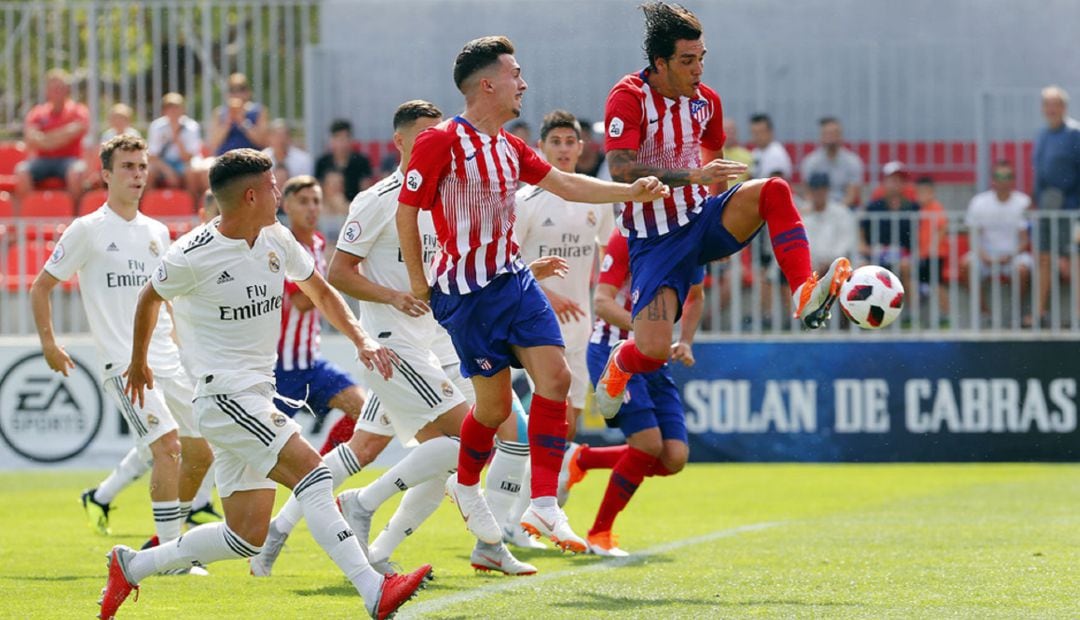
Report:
336,169,457,366
151,219,314,397
44,205,181,379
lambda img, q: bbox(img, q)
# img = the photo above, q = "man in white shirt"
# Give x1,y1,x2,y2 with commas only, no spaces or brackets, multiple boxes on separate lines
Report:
799,117,865,206
800,172,858,274
750,113,793,179
146,92,203,192
30,135,213,545
963,160,1034,303
263,118,314,178
98,149,431,620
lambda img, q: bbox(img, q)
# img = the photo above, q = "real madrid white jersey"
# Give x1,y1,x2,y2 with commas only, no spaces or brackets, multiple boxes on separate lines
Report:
336,169,457,366
45,204,182,379
151,219,315,398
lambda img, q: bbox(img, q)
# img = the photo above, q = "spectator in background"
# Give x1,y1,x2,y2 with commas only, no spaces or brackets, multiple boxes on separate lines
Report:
915,176,950,322
147,92,203,192
749,113,792,179
508,120,532,143
100,104,140,143
314,119,372,200
15,68,89,198
721,117,752,184
264,118,314,178
963,161,1033,320
198,189,218,223
800,117,864,207
207,72,269,155
574,118,605,177
800,172,857,275
860,161,918,288
318,169,350,240
1033,85,1080,326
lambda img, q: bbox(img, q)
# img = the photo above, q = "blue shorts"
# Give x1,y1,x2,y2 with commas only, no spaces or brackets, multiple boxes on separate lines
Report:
273,357,357,418
431,269,564,378
587,342,687,442
627,183,755,320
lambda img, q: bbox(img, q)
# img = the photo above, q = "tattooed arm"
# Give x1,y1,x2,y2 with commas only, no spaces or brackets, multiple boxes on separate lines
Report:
607,148,747,189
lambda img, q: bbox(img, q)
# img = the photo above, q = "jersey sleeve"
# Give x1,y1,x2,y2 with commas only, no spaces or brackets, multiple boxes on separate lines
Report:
604,84,644,152
595,204,616,247
336,190,394,258
43,219,90,281
398,127,452,211
699,87,726,152
151,242,197,300
508,134,552,185
281,230,316,282
598,230,630,289
512,187,535,247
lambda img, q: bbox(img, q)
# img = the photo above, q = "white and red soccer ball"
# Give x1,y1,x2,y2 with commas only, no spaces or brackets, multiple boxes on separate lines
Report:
839,265,904,329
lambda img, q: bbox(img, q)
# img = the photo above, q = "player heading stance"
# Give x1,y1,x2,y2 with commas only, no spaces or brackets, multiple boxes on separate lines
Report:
397,36,669,553
594,3,853,418
99,150,430,620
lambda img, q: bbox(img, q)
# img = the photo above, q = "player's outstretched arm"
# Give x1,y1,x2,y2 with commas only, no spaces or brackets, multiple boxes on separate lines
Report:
607,148,747,189
671,283,704,367
594,283,632,333
395,202,430,301
295,270,395,379
30,271,74,376
536,167,671,205
327,249,429,317
124,283,165,407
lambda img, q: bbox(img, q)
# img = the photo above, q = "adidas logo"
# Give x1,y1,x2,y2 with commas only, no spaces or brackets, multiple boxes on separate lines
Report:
106,242,119,252
216,270,234,284
542,218,555,227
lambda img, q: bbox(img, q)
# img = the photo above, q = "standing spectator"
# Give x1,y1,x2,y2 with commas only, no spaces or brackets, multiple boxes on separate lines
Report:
799,117,865,206
314,119,372,200
800,172,857,275
263,118,314,178
15,68,89,199
207,72,269,155
963,161,1033,321
146,93,203,191
915,176,950,321
749,113,792,179
860,161,918,287
722,117,752,184
1033,85,1080,325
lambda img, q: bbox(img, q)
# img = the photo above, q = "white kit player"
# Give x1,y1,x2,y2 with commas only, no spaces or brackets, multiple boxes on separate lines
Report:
30,135,213,548
98,149,431,620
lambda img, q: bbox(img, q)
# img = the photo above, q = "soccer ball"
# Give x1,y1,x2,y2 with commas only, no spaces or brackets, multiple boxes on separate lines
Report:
839,266,904,329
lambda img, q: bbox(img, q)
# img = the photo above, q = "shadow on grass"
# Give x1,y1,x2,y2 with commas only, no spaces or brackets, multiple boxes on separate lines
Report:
0,575,88,582
552,592,861,611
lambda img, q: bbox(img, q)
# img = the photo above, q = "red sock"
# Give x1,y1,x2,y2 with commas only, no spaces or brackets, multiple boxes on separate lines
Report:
589,447,657,535
649,462,676,477
760,177,812,293
527,393,568,498
457,409,497,486
614,339,666,374
578,445,629,471
319,415,356,456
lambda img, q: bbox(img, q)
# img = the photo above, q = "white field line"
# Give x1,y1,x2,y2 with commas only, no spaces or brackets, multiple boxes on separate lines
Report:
399,520,785,618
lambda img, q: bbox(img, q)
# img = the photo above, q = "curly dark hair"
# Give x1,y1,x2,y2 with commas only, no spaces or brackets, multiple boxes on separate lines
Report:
641,2,703,71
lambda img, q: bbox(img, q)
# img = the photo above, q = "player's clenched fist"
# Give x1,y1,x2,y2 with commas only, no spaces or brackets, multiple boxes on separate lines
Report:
627,176,670,203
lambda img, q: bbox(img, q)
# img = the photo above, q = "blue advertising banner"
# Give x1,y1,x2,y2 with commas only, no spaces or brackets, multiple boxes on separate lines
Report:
670,340,1080,462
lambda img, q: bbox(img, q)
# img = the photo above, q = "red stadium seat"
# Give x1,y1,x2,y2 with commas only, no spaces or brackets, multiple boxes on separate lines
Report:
0,142,27,193
141,189,195,217
21,190,75,218
0,191,13,219
78,188,110,216
3,239,55,292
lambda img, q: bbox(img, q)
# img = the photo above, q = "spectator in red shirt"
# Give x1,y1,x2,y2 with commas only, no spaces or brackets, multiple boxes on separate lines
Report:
16,68,90,199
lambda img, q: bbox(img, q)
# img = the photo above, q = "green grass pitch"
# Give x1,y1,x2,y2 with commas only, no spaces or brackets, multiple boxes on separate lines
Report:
2,464,1077,618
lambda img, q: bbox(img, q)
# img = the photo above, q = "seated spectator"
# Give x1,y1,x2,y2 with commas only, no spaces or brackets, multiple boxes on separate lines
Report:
314,119,372,200
15,68,89,198
263,118,314,178
799,117,865,206
207,72,269,155
147,92,204,191
860,161,918,286
800,172,857,275
99,103,141,143
722,118,752,184
749,113,792,179
915,176,951,321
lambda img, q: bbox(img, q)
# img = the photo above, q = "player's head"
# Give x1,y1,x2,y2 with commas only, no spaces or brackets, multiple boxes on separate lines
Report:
199,189,218,223
392,100,443,165
280,175,322,237
538,109,583,174
991,160,1015,194
453,36,525,118
640,2,704,99
1042,85,1069,128
209,148,279,226
722,117,740,146
328,118,353,155
749,113,774,147
819,116,843,148
99,134,149,205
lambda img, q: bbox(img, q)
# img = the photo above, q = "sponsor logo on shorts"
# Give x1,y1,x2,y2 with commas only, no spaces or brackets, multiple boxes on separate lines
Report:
342,221,362,244
149,240,160,257
268,251,280,273
608,117,624,138
271,412,288,427
441,381,454,398
406,169,422,191
146,413,159,427
476,358,493,372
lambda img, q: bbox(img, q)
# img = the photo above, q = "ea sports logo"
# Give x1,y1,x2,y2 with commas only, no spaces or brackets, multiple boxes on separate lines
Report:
0,352,103,463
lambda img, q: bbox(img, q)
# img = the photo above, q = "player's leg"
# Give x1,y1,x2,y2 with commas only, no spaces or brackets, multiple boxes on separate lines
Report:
159,372,215,527
82,447,150,535
487,402,534,544
188,462,222,526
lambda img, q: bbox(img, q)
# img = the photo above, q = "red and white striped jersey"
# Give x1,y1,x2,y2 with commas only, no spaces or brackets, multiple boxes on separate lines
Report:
278,232,326,370
590,229,632,347
604,69,726,239
398,116,552,295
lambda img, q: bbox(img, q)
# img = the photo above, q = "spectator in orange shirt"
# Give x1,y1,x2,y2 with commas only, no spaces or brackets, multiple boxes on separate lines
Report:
15,68,90,199
915,176,951,321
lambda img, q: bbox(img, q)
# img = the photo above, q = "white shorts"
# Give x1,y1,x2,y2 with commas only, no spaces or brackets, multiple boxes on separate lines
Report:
564,330,590,410
195,383,302,498
104,371,200,450
353,342,469,444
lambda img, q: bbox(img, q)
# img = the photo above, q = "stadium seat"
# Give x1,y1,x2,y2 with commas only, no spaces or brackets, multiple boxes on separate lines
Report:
0,191,13,219
142,189,195,217
0,142,27,193
3,239,54,292
78,188,110,216
21,190,75,218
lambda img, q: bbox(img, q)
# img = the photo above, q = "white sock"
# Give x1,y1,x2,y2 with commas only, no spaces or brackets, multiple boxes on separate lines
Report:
368,475,447,563
94,448,150,505
293,465,382,603
273,444,363,535
192,462,216,508
357,436,458,512
178,501,193,524
152,500,183,542
508,463,533,532
484,439,529,532
128,522,261,583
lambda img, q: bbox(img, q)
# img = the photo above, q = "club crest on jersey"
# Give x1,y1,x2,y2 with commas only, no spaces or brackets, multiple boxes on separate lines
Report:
441,381,454,398
268,251,280,273
49,243,65,263
146,413,159,427
148,240,160,257
342,221,362,244
608,117,624,138
690,99,708,122
587,211,597,227
406,170,423,192
379,414,390,426
271,412,288,428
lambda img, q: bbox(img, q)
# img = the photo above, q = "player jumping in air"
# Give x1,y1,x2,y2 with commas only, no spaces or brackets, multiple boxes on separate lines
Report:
593,2,853,419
